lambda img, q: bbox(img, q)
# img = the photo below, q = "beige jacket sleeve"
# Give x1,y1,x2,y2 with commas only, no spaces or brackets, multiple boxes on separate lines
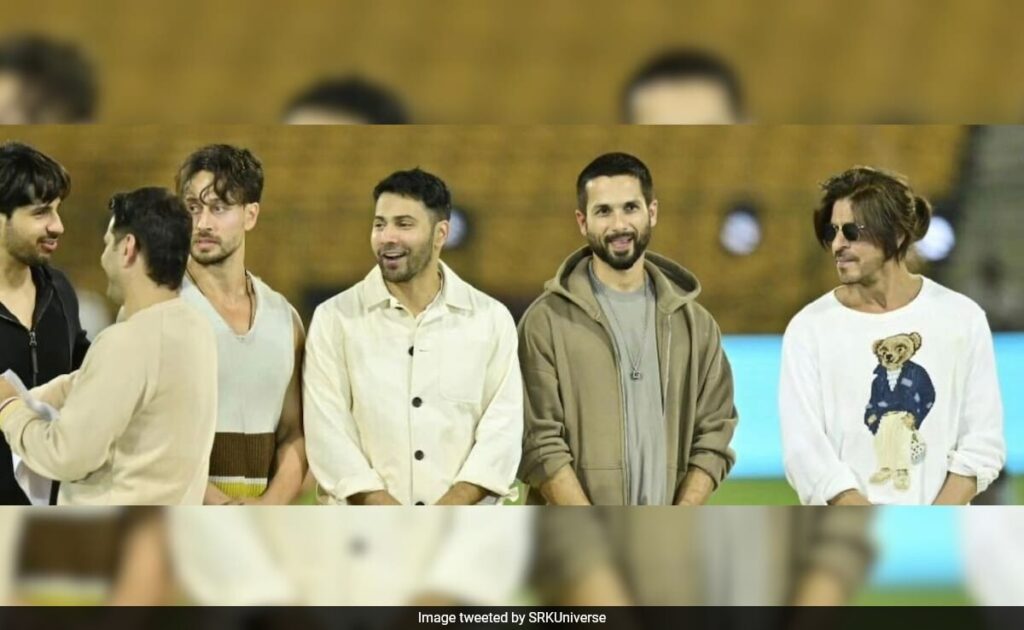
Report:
681,309,738,490
1,325,150,482
517,307,574,489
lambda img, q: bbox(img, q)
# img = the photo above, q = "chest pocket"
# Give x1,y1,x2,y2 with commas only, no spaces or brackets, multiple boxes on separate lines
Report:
438,333,489,405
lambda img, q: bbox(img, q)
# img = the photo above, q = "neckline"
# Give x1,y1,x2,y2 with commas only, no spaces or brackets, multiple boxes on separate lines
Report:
185,271,259,338
829,276,929,318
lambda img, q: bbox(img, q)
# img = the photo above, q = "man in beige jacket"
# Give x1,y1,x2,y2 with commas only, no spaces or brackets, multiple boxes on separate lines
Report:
0,187,217,505
519,152,738,505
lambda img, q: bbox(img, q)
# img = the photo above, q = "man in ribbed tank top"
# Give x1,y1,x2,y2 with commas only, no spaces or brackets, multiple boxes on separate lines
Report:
175,145,307,505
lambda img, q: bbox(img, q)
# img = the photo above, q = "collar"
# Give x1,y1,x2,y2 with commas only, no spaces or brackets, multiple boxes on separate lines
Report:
361,261,473,313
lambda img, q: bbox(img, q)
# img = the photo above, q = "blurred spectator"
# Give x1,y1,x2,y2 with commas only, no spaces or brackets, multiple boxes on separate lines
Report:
622,48,744,124
0,34,96,124
283,76,409,124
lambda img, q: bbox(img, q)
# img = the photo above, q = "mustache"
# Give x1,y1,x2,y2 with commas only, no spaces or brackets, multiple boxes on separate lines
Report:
603,230,636,243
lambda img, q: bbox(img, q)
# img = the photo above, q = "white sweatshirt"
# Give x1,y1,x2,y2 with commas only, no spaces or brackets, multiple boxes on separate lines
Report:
780,277,1005,505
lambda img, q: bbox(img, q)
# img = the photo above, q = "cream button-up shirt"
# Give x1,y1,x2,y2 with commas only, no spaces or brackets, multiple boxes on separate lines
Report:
304,263,523,505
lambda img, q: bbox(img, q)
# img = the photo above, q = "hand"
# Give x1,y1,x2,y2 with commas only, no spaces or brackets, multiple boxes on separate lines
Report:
227,497,262,506
0,379,17,402
903,414,916,429
355,490,402,505
828,489,872,506
866,414,878,425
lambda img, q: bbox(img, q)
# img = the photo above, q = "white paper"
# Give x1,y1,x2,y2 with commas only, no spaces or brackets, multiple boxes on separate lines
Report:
2,370,58,505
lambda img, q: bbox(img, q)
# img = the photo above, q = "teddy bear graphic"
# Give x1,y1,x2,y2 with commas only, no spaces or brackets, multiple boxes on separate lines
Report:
863,332,936,491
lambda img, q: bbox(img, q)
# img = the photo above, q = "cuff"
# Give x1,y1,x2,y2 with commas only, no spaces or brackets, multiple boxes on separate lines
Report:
947,452,999,495
326,470,388,504
0,397,23,424
811,466,863,506
687,449,733,490
521,449,573,490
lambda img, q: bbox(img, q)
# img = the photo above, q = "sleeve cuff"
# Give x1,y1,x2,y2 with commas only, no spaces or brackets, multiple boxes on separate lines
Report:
0,397,22,425
325,470,388,504
811,466,864,506
520,449,573,490
947,453,999,495
453,469,515,502
687,449,734,489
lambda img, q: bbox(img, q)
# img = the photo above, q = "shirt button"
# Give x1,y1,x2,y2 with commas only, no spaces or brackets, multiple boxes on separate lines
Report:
415,501,425,506
412,397,422,407
408,346,414,356
414,450,424,460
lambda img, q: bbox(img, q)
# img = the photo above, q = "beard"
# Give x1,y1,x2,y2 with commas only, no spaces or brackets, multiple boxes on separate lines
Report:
587,224,652,271
3,228,52,267
376,241,433,283
191,234,241,266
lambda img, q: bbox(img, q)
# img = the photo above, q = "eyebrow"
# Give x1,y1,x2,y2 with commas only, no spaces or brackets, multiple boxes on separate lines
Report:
374,214,417,222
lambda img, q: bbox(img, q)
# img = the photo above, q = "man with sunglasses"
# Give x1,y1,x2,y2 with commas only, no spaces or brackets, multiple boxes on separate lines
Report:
780,166,1005,505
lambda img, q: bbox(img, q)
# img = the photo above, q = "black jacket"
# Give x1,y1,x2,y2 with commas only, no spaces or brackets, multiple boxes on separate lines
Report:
0,265,90,504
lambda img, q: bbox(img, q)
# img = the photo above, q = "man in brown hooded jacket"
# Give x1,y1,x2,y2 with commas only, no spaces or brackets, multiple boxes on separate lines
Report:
518,152,738,505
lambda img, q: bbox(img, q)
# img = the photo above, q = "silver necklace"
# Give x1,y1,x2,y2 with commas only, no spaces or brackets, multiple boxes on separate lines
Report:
603,276,652,381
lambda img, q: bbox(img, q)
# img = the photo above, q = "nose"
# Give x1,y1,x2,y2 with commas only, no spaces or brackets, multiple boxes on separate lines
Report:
47,210,64,236
379,223,400,244
611,208,630,232
831,232,849,254
194,208,213,231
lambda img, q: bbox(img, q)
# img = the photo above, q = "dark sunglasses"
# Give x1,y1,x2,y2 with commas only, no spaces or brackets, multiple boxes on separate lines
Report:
823,222,868,243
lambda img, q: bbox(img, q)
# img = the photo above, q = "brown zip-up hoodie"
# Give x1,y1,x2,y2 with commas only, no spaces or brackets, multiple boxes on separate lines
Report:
518,246,738,504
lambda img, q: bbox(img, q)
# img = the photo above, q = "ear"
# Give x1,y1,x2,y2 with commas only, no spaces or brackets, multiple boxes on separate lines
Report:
243,202,260,232
574,209,587,237
121,234,140,266
909,332,922,351
434,219,450,250
872,339,884,357
648,198,659,228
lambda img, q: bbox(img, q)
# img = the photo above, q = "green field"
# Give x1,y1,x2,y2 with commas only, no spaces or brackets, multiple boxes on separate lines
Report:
302,475,1022,505
707,475,1024,505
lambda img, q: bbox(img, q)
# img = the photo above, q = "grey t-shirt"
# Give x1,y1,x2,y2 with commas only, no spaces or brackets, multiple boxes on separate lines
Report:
589,263,667,505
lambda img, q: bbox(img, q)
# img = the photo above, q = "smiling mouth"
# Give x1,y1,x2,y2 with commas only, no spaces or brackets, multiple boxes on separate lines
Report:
380,251,407,263
607,235,634,251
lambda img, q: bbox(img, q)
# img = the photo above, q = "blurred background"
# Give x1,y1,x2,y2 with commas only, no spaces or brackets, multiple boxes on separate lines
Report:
2,0,1024,124
0,507,1017,607
2,123,1021,503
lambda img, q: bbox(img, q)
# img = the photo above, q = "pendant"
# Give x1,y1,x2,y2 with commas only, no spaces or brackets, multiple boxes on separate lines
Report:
630,369,642,381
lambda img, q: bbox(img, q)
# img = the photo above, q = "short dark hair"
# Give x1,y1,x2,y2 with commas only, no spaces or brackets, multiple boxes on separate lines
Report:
0,141,70,218
175,144,263,206
576,152,654,210
0,34,96,122
622,48,743,122
813,166,932,261
108,188,191,291
373,168,452,221
284,76,409,124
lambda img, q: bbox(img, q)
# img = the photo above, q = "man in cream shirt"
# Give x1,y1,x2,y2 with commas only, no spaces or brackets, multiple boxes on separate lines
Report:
0,187,218,505
304,168,522,505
